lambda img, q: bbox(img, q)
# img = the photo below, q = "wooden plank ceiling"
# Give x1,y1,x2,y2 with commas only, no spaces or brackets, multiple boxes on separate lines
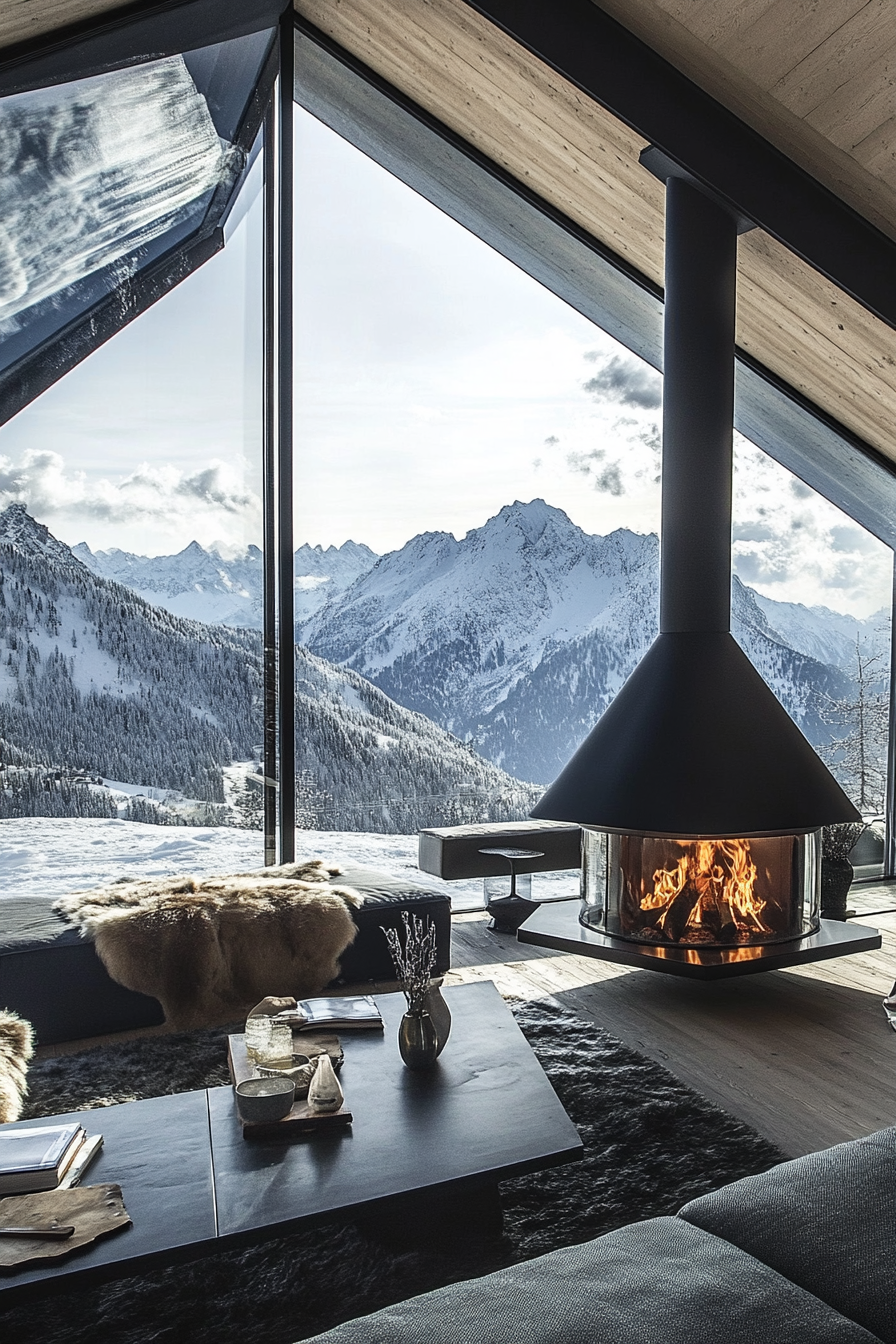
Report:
0,0,893,466
294,0,896,469
0,0,126,52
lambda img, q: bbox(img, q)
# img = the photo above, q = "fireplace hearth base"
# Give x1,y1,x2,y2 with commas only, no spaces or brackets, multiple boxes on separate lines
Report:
517,901,882,981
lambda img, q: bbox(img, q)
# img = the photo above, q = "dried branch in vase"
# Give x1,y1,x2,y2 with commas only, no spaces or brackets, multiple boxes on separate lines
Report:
822,822,865,863
382,912,438,1012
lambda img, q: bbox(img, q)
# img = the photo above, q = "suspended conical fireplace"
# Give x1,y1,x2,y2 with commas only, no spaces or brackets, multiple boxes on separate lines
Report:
520,157,880,978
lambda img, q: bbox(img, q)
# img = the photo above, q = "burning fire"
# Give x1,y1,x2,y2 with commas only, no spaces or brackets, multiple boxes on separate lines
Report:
638,839,772,944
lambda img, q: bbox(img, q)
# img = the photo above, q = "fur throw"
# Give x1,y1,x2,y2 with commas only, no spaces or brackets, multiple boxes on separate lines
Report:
0,1010,34,1122
55,862,362,1030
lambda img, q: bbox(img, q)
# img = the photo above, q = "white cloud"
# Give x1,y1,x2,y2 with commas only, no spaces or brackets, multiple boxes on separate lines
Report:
732,438,891,617
0,448,260,554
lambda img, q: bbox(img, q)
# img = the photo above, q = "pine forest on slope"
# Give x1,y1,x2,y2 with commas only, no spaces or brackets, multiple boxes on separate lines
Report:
0,498,887,826
0,504,538,830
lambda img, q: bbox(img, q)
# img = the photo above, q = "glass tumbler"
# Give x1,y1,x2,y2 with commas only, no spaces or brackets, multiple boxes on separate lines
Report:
255,1019,295,1070
244,1014,273,1061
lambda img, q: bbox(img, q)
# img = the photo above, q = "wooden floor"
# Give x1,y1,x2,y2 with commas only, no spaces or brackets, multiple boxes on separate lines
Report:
445,884,896,1158
36,885,896,1161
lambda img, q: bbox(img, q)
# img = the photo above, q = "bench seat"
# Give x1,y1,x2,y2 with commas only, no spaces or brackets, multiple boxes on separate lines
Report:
0,866,451,1045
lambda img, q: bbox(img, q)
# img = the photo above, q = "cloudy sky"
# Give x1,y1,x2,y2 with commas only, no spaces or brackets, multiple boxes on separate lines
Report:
0,101,891,617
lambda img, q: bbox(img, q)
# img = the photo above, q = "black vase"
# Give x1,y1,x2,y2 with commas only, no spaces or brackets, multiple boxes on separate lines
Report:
398,1009,439,1070
821,858,854,922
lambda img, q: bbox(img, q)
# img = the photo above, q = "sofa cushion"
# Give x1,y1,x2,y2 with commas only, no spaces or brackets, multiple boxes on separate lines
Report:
0,896,164,1044
678,1127,896,1344
302,1216,883,1344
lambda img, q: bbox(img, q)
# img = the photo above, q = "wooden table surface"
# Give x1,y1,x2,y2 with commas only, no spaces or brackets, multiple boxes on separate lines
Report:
0,982,582,1302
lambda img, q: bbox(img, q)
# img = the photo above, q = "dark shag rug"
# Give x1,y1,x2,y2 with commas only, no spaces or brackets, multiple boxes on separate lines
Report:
3,999,786,1343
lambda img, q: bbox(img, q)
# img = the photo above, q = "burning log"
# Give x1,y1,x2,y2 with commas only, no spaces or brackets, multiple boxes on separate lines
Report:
638,837,769,945
661,881,701,942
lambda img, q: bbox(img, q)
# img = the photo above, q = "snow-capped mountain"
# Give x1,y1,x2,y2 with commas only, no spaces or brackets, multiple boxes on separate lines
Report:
302,500,660,723
302,499,858,784
73,535,378,628
751,592,887,673
1,503,260,809
0,504,533,830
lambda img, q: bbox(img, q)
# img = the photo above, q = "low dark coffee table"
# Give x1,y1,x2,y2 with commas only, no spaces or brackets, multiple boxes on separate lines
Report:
0,982,582,1303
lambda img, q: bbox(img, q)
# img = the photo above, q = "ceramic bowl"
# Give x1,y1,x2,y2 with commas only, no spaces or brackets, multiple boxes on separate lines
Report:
235,1076,295,1123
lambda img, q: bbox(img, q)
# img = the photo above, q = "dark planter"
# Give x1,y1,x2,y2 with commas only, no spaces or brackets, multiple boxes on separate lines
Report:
821,858,854,922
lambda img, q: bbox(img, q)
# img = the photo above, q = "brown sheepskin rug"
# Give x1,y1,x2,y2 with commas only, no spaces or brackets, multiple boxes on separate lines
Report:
0,1009,34,1122
55,862,362,1030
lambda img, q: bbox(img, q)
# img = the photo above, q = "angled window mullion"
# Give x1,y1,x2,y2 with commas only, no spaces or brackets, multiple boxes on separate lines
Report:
886,555,896,878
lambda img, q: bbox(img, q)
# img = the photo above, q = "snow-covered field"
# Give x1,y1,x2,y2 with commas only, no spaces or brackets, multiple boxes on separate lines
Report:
0,818,580,911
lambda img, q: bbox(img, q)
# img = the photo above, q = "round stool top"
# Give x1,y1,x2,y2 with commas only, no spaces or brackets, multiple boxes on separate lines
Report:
478,847,545,860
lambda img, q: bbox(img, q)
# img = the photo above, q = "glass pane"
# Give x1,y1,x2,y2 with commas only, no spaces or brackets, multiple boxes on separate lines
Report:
0,29,274,410
0,133,265,899
732,438,892,879
293,108,663,909
293,107,894,904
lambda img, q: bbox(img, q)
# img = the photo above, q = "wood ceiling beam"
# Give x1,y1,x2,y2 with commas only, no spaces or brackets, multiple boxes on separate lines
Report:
464,0,896,333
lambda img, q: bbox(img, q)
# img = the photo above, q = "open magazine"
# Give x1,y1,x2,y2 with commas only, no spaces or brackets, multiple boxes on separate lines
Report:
275,996,384,1031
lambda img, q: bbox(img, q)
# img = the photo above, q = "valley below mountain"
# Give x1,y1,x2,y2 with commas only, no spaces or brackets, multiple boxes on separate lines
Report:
0,504,537,830
0,498,884,829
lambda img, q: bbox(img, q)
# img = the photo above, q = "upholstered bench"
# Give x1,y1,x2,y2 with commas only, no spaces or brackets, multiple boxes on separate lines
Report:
418,821,582,882
0,866,451,1045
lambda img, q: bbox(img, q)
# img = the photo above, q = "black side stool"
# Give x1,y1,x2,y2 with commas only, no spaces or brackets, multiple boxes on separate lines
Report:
479,847,544,933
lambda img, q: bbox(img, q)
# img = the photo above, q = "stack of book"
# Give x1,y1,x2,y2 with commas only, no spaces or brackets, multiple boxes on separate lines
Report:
0,1124,103,1196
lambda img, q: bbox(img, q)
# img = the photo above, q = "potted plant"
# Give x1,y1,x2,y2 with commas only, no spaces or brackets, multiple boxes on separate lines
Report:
820,822,865,921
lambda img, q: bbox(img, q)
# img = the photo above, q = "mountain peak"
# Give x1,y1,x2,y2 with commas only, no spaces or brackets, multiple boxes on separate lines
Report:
478,499,574,545
0,503,82,567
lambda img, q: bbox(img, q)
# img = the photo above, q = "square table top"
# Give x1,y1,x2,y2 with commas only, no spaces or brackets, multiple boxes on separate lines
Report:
0,981,582,1301
209,979,583,1241
0,1089,216,1301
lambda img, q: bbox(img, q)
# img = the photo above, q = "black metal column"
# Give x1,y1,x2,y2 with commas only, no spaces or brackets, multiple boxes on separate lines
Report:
886,552,896,876
660,175,738,635
262,101,278,866
276,11,296,863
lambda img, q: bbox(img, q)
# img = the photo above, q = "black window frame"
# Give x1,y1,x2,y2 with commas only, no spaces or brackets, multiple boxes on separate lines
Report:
1,0,894,878
291,13,896,877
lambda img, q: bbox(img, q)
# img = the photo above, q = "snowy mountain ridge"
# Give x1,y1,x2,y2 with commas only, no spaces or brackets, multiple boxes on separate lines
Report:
72,532,378,628
301,499,862,784
0,504,535,830
752,591,886,673
8,499,880,797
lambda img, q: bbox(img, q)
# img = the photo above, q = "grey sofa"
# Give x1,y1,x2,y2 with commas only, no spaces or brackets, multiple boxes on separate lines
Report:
305,1126,896,1343
0,865,451,1045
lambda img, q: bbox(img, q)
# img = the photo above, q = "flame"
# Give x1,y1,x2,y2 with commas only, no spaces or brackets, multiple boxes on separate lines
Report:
638,838,771,942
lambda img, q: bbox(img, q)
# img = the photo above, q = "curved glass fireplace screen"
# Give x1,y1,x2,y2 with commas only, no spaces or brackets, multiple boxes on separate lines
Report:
581,828,820,948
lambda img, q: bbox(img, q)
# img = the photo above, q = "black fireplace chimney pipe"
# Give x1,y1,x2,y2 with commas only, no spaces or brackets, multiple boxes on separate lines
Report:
660,176,735,636
531,165,860,837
